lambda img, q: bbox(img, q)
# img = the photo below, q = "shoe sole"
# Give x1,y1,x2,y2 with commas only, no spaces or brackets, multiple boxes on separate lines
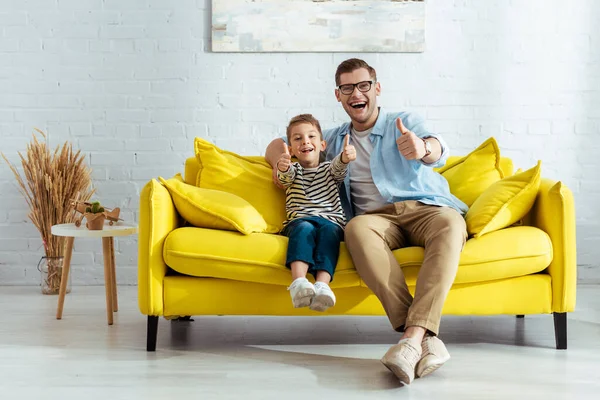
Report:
309,293,334,312
416,356,450,378
292,288,315,308
381,359,413,385
417,362,442,378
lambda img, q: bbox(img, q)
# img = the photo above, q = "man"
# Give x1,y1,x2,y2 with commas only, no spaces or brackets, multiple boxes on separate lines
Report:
265,58,468,385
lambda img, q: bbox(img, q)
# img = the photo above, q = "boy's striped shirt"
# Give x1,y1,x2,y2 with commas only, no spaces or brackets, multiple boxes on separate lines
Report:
277,154,348,229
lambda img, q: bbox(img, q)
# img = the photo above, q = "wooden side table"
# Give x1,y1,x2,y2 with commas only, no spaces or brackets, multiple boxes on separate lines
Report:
51,222,138,325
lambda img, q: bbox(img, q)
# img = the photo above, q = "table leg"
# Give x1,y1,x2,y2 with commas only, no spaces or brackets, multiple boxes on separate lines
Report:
109,237,118,312
102,237,114,325
56,237,74,320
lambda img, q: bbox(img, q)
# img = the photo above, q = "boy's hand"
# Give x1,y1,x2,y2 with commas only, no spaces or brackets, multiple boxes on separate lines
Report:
341,134,356,164
277,146,292,172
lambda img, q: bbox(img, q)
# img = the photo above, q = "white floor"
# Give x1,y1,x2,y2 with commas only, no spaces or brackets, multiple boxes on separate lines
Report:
1,285,599,400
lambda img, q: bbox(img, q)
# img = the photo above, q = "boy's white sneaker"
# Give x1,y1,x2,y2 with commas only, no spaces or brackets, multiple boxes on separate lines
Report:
288,277,315,308
310,282,336,312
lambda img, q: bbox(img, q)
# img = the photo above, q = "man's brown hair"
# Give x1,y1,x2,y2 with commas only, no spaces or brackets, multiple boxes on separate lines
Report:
286,114,323,142
335,58,377,86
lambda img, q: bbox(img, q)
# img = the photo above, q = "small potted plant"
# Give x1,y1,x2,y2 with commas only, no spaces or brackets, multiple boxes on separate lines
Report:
84,201,106,230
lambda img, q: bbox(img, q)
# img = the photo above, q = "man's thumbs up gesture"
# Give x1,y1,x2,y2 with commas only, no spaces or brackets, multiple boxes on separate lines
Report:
277,146,292,172
341,134,356,164
395,118,426,160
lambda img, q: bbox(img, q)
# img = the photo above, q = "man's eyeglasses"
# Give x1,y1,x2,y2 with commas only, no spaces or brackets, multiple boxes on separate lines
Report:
337,80,375,95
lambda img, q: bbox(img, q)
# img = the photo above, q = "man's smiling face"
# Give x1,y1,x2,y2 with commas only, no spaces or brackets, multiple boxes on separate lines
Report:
335,67,381,131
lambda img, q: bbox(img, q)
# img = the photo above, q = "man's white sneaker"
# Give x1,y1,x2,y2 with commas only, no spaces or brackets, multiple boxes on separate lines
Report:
309,282,336,312
381,338,422,385
415,335,450,378
288,277,315,308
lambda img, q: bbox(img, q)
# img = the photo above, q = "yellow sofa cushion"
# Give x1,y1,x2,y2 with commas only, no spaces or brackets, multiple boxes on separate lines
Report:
159,176,268,235
390,226,552,286
164,225,552,288
436,137,504,206
194,137,285,233
466,161,542,237
163,227,361,289
441,155,514,178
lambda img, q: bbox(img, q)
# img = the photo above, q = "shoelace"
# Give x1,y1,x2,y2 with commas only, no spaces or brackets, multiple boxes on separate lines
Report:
421,337,431,353
287,278,308,291
399,340,422,364
421,336,439,356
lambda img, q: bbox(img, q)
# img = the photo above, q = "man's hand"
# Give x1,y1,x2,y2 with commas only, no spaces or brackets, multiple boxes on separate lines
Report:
341,134,356,164
277,146,292,172
272,167,284,189
395,118,426,160
267,138,289,189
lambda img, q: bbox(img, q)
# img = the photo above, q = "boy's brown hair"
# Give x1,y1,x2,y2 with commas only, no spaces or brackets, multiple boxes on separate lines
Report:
286,114,323,142
335,58,377,86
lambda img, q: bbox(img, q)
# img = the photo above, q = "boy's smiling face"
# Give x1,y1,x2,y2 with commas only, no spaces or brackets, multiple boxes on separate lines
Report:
288,122,326,168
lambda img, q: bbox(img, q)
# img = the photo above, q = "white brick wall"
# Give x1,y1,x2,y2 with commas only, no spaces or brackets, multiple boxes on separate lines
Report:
1,0,599,285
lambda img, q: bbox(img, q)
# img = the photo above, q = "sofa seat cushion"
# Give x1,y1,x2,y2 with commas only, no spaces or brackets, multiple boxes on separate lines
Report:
395,226,553,287
164,226,552,289
164,227,360,289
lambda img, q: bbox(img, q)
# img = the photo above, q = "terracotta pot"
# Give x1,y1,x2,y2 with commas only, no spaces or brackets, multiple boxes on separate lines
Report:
84,213,106,230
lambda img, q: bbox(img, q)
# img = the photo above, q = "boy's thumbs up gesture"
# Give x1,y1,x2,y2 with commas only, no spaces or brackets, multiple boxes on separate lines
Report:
395,118,426,160
341,134,356,164
277,146,292,172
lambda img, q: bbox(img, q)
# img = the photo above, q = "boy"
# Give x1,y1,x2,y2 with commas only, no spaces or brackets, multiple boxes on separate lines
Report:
277,114,356,312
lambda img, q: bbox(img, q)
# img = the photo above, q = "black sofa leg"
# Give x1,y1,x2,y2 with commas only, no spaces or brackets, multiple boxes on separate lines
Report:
553,312,567,350
516,315,524,318
147,316,159,352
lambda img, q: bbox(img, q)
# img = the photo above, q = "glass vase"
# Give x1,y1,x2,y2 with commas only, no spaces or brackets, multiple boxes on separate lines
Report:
37,256,71,295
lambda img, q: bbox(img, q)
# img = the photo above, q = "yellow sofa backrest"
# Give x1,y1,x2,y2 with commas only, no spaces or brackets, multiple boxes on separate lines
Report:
185,155,514,187
184,152,522,234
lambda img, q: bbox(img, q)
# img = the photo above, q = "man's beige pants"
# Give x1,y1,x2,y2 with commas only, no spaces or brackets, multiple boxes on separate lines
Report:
345,201,467,335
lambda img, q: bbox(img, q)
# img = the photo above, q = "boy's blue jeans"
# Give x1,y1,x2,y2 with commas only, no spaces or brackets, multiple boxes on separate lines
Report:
281,216,344,281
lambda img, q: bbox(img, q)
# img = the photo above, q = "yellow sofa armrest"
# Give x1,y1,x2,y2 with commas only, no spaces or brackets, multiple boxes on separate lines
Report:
529,178,577,312
138,179,180,316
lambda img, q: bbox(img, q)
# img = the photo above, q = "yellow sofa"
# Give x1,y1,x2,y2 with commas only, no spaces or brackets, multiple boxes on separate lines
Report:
138,153,576,352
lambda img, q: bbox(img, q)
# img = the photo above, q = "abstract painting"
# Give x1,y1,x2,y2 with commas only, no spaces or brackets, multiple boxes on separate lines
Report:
211,0,425,53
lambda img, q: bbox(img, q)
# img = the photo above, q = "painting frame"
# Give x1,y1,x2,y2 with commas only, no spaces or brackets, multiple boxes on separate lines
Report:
211,0,426,53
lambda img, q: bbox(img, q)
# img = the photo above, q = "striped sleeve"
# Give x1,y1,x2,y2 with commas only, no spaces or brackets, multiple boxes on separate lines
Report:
329,153,348,183
276,163,297,188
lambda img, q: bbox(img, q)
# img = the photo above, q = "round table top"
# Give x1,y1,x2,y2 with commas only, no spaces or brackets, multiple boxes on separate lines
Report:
51,222,138,238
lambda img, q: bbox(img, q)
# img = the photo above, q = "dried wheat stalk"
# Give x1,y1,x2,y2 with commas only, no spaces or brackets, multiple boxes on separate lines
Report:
2,129,95,292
